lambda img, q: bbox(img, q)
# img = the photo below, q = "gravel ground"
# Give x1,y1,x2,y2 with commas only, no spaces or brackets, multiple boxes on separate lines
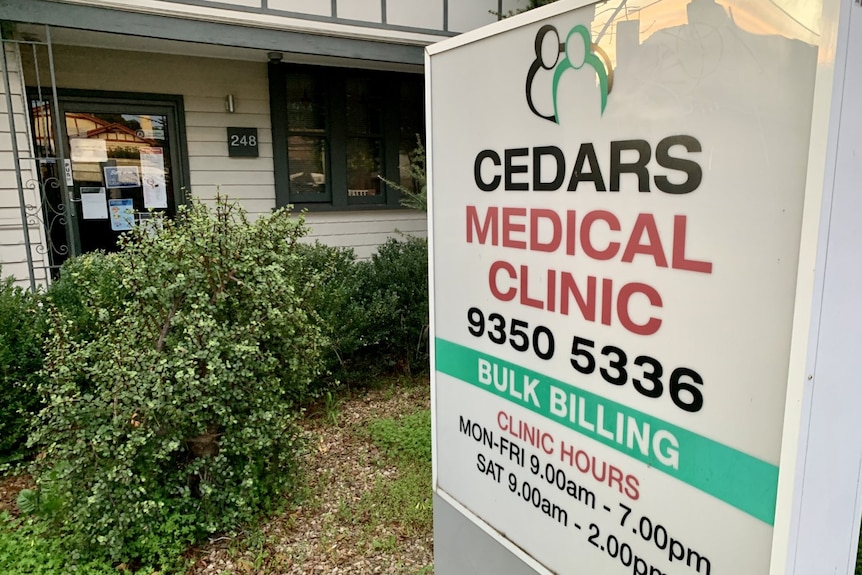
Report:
187,382,434,575
0,382,434,575
0,473,32,518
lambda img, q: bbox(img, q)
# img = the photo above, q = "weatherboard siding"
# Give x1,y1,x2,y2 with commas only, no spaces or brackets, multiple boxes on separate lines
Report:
0,43,49,286
7,44,426,282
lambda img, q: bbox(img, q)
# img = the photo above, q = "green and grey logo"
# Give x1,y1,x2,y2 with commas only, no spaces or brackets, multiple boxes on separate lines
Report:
526,24,614,124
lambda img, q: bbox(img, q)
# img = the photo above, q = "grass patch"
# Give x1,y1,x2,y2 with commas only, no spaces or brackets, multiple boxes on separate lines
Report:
0,512,118,575
338,408,432,547
368,409,432,463
339,463,432,542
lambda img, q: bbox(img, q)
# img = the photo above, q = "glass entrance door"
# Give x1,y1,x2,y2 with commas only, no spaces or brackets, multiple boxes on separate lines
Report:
62,101,184,256
28,93,187,270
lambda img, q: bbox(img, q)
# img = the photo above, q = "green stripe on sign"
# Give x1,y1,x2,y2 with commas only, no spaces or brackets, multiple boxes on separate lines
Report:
435,338,778,525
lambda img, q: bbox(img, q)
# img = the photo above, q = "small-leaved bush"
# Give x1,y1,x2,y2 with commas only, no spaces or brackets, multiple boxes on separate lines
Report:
0,272,45,465
0,512,115,575
30,197,327,569
44,250,128,343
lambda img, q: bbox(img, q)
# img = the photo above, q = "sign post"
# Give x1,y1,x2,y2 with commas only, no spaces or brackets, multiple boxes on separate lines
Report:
428,0,862,573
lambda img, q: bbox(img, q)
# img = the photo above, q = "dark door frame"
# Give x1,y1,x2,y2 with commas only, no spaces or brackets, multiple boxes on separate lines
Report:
27,88,191,265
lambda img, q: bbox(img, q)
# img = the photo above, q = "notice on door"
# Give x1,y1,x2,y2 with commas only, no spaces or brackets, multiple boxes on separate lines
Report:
104,166,140,189
109,198,135,231
80,187,108,220
140,147,168,209
70,139,108,163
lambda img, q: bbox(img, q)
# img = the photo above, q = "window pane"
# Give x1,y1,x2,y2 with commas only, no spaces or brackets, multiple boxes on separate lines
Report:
345,77,382,136
288,135,327,195
287,72,326,132
347,137,382,197
399,78,424,190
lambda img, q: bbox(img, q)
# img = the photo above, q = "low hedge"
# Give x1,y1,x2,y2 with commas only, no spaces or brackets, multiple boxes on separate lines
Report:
0,273,45,465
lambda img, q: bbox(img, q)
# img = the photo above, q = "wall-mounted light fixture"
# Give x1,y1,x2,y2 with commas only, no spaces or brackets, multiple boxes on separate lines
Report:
225,94,236,113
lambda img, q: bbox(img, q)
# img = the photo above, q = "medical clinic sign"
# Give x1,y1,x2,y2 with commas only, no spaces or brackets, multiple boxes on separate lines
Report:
428,1,825,574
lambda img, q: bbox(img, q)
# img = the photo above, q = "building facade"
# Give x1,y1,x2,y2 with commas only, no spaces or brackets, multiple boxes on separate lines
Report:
0,0,528,288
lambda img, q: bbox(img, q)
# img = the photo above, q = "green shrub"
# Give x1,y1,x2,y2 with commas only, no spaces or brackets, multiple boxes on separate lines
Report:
355,236,429,373
494,0,557,18
295,237,429,387
0,272,46,465
45,251,127,343
379,134,426,211
0,512,116,575
293,242,366,390
30,197,326,568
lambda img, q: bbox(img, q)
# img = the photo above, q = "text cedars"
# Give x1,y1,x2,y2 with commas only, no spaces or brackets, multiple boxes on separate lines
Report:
468,135,710,337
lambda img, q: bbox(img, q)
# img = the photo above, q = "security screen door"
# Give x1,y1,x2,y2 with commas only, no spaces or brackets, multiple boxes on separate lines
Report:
29,93,185,269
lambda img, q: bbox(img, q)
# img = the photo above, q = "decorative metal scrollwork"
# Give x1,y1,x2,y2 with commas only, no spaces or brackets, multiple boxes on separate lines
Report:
24,176,69,259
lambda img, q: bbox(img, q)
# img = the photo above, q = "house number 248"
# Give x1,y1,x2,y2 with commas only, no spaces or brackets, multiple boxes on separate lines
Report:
230,134,257,146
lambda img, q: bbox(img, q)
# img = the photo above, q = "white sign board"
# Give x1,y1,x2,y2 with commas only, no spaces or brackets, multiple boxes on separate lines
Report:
428,1,830,574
